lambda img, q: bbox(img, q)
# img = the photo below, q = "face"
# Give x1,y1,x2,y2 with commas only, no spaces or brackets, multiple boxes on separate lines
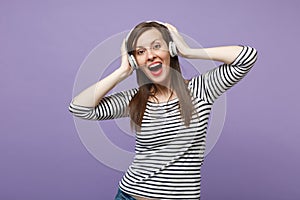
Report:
134,28,171,86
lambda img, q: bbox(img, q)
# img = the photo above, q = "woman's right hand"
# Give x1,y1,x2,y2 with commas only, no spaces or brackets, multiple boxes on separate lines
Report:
118,39,134,79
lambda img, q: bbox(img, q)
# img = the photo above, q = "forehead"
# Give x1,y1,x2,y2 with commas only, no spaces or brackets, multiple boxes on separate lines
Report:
135,28,164,47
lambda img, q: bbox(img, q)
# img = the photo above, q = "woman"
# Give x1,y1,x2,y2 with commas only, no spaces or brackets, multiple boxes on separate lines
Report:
69,21,258,200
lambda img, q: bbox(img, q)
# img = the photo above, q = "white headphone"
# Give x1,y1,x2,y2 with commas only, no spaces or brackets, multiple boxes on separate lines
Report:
125,21,178,70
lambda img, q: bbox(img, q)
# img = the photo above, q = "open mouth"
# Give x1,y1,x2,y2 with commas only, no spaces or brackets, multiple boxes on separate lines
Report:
148,63,162,72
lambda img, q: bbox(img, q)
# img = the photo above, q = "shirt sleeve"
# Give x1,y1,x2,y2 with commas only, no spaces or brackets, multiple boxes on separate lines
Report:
68,88,138,120
189,45,258,103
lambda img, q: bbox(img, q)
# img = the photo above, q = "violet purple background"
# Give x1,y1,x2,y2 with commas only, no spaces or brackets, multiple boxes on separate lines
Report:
1,0,299,199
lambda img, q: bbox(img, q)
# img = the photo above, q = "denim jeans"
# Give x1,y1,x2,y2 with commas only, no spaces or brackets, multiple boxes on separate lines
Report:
114,188,136,200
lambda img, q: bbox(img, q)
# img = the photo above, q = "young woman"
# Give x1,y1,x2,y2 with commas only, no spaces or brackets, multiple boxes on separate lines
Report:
69,21,258,200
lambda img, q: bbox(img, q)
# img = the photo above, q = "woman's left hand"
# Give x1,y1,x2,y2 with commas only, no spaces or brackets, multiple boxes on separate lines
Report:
164,23,191,58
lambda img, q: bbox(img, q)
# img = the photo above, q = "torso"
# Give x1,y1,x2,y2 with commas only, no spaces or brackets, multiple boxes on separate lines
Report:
119,78,206,199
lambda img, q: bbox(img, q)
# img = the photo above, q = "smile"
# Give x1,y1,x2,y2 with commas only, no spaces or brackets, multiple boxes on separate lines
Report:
148,62,163,76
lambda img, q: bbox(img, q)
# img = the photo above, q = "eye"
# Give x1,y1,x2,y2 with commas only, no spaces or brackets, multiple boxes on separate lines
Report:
153,43,161,50
136,49,146,55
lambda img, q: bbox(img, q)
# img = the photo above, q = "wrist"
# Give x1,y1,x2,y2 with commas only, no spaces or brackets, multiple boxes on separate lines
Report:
181,48,193,58
183,48,209,59
115,66,131,82
181,48,198,59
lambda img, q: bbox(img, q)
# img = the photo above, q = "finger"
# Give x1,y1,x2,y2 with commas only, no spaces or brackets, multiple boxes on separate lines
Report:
165,23,178,33
121,39,126,50
121,39,127,56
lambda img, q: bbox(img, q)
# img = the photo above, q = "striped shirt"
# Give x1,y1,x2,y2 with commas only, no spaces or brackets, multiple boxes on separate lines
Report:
69,46,257,199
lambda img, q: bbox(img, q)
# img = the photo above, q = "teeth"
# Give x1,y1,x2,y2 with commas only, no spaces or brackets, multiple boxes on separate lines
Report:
149,63,161,69
148,63,162,72
148,63,162,71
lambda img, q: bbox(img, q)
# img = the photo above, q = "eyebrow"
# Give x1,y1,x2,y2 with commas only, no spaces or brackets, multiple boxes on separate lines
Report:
136,39,161,49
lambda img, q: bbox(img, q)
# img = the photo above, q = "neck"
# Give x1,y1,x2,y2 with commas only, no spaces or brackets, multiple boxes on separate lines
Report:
150,83,175,103
154,73,172,95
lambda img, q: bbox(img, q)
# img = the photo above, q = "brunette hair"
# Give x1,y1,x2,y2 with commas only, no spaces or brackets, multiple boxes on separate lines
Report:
127,21,194,131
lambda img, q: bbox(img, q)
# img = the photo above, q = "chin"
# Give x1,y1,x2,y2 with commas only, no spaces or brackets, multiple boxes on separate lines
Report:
149,76,171,87
142,66,171,86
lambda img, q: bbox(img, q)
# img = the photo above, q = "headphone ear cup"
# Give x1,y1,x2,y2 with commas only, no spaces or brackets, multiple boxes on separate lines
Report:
169,41,177,57
128,54,138,70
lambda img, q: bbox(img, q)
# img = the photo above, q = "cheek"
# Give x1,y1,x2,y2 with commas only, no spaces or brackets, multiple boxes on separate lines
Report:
164,55,171,66
160,51,170,64
135,55,146,67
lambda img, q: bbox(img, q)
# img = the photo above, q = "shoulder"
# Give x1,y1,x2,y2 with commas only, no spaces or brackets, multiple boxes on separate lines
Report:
187,74,203,89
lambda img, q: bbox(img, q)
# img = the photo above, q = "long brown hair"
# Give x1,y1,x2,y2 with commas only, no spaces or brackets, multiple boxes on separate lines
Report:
127,21,194,131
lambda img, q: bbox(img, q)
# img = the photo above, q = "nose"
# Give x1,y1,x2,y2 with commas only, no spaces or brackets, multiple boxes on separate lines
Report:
147,48,156,61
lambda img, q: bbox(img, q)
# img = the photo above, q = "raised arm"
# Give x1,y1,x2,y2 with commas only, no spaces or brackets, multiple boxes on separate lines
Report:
165,23,244,63
69,40,136,120
71,40,133,108
165,23,258,103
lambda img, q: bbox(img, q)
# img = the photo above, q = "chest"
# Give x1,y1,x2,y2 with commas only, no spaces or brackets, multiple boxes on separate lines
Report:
135,99,212,151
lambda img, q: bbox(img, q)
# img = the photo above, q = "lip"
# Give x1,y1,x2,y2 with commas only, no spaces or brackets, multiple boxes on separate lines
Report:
148,61,162,68
148,63,163,77
151,67,163,76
